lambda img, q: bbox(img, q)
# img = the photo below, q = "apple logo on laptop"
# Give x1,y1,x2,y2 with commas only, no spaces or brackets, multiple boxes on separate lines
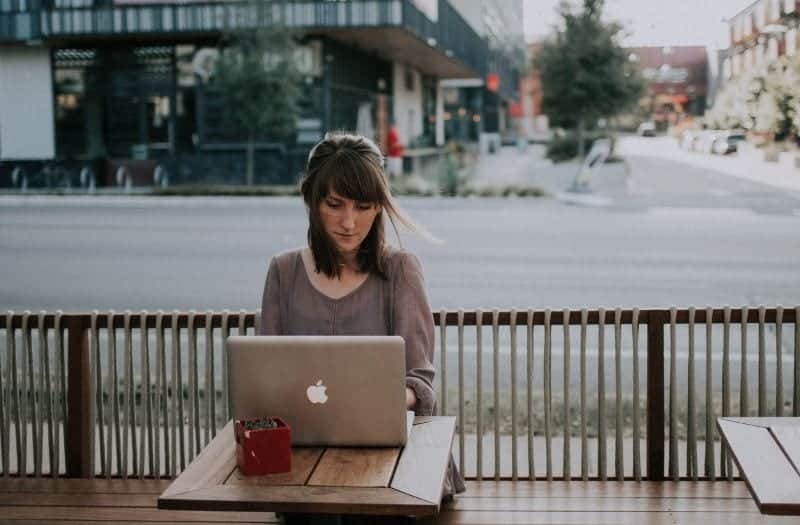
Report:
306,380,328,404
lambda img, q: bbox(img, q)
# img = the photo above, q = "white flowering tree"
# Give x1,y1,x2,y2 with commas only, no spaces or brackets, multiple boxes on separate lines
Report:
708,54,800,144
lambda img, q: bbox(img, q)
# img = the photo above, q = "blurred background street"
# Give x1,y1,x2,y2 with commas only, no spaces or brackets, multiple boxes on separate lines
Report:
3,135,799,312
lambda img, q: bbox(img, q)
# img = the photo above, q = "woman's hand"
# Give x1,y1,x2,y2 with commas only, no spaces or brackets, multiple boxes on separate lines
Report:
405,386,417,410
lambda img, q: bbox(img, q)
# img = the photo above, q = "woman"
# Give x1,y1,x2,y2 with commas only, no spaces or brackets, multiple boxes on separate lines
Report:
258,132,465,503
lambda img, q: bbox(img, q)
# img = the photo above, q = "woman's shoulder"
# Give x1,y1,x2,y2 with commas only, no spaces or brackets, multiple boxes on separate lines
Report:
382,246,425,280
268,247,304,274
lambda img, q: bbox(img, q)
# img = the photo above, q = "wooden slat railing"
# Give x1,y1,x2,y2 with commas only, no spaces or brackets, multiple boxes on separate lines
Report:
1,307,798,481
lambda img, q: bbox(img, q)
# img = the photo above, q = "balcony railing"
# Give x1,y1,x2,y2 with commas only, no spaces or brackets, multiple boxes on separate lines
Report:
0,1,487,78
1,306,797,481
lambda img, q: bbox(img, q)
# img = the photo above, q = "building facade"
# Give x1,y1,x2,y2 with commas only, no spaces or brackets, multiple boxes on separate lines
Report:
627,46,709,127
0,0,521,186
442,0,525,147
724,0,800,80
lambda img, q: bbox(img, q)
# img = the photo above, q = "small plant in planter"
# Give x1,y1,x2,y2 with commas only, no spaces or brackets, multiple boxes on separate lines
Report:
234,416,291,475
242,417,280,430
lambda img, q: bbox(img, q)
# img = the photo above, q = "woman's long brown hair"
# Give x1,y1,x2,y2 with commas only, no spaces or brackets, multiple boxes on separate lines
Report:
300,132,421,279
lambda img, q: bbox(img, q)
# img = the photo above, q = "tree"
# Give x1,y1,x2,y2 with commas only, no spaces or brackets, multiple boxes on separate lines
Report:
535,0,644,159
210,1,302,185
707,55,800,143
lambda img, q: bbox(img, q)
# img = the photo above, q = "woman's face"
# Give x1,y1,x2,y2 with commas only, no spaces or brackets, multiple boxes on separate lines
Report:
319,189,381,256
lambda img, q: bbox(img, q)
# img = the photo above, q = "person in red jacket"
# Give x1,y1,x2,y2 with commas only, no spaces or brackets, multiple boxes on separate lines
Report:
386,122,403,179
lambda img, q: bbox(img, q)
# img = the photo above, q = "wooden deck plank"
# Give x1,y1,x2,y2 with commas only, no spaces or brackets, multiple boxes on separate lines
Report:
4,477,798,524
1,522,260,525
225,447,324,487
459,480,753,499
160,421,237,499
718,418,800,514
0,492,158,507
446,496,760,512
425,510,678,524
0,506,279,522
391,416,456,503
427,510,798,525
307,447,401,487
0,477,172,494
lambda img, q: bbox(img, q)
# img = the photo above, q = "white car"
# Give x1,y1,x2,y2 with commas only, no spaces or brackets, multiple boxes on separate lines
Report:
637,121,656,137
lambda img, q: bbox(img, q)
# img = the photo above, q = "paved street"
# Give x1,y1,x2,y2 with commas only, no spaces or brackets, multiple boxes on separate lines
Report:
2,137,799,313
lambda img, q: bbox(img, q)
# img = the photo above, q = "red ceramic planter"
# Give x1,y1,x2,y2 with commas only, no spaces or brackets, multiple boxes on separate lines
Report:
234,417,292,475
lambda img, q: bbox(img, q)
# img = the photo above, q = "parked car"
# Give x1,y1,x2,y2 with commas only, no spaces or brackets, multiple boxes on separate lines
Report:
711,131,747,155
637,121,656,137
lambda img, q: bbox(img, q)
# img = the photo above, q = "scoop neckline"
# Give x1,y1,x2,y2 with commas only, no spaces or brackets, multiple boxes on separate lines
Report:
296,250,373,302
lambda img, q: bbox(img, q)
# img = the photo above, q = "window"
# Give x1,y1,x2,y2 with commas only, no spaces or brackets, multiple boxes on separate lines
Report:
404,68,415,91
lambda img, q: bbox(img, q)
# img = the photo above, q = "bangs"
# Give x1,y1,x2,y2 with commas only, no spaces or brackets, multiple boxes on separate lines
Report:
320,149,386,205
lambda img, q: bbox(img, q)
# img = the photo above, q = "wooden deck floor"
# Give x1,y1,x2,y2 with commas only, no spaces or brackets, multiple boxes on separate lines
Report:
1,478,798,524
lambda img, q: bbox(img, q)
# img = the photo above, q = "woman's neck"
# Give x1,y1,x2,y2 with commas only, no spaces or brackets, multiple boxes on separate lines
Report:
338,250,359,273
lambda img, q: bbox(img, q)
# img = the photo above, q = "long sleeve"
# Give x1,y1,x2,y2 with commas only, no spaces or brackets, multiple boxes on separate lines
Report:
392,252,436,416
259,257,282,336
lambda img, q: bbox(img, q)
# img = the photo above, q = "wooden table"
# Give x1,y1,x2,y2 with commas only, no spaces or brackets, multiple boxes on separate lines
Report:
717,417,800,515
158,416,456,518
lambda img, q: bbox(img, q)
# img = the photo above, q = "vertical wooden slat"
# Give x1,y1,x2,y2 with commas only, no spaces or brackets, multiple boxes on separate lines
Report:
155,312,165,479
491,309,500,480
668,307,678,481
740,306,749,418
704,306,715,480
722,307,732,480
579,309,588,481
108,311,120,478
631,308,641,481
221,311,231,424
21,313,32,476
171,311,183,475
646,309,666,482
526,309,534,480
457,309,465,476
65,315,91,478
188,311,200,460
614,309,623,481
205,312,214,442
597,307,606,481
33,312,45,477
775,306,783,417
123,312,135,478
758,306,766,416
794,306,800,417
9,313,22,476
91,312,104,477
562,308,571,480
140,312,153,478
543,309,552,481
509,308,518,481
1,312,10,477
38,312,50,477
687,307,697,481
439,308,446,417
53,311,65,478
475,309,483,481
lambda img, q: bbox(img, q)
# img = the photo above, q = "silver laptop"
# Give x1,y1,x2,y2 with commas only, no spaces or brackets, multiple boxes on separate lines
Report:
227,335,413,447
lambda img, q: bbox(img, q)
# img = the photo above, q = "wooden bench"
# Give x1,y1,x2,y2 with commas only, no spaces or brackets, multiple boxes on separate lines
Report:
0,478,784,524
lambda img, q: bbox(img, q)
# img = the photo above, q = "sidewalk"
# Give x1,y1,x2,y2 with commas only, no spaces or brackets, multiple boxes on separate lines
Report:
470,144,628,198
617,136,800,193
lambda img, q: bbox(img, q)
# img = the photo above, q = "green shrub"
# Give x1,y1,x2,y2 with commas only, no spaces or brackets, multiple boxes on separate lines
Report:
546,132,612,163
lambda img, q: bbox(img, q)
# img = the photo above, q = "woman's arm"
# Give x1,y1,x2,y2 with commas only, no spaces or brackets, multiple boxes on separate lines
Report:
393,252,436,415
259,257,282,336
